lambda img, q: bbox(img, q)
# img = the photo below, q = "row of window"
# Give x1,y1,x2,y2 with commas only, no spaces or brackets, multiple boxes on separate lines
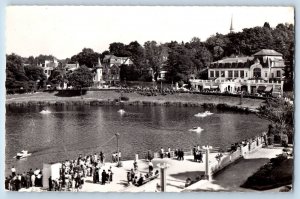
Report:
210,70,247,78
209,69,281,78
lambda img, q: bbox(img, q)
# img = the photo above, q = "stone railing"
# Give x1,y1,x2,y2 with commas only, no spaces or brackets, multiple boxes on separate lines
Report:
209,135,264,176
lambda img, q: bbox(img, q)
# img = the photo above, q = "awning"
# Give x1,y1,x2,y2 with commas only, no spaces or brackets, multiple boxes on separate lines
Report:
203,85,210,89
257,86,266,93
265,86,273,92
211,86,219,89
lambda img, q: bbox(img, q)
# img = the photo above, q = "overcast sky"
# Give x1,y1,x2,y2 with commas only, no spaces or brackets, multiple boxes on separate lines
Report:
6,6,294,59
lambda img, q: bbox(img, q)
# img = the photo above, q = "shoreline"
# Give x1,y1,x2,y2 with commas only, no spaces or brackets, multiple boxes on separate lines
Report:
6,91,264,113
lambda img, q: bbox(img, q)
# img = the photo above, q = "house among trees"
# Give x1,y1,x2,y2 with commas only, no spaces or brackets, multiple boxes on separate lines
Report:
65,62,79,72
38,58,59,79
190,49,285,97
102,55,133,85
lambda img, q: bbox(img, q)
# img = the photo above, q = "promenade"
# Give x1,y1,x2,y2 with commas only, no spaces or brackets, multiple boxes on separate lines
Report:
18,146,284,192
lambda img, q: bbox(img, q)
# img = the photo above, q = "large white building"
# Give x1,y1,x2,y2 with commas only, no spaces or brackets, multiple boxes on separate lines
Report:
190,49,285,97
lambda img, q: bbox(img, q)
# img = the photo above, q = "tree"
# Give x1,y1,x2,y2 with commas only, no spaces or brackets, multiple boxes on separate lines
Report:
263,22,271,29
185,38,213,73
35,54,55,65
144,41,164,81
67,66,94,90
165,44,195,83
71,48,101,68
109,42,131,57
125,41,145,69
6,53,29,90
258,98,294,142
206,33,230,60
119,64,140,81
24,65,47,89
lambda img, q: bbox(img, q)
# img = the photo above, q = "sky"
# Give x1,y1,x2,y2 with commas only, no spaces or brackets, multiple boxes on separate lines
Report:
6,6,294,59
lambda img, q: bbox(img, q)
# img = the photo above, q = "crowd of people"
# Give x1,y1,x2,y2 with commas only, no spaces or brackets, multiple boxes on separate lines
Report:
48,152,109,191
127,160,159,187
5,166,43,191
6,151,111,192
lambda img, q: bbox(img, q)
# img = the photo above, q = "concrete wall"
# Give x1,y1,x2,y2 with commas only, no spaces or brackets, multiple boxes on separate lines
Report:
209,135,264,176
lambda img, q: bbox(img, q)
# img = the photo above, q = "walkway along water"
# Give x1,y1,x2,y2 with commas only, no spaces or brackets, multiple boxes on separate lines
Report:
9,132,272,192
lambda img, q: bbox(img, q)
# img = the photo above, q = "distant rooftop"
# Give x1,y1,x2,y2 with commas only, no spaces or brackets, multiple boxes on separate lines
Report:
213,56,254,64
253,49,283,56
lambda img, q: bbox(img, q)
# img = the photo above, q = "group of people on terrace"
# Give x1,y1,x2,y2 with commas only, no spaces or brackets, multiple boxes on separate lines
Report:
127,159,159,187
159,147,185,160
192,145,204,163
5,167,42,191
49,152,107,191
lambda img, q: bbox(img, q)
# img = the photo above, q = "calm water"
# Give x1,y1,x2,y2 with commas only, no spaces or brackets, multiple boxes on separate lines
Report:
5,105,268,176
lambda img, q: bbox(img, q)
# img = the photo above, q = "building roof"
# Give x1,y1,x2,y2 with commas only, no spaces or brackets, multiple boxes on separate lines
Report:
103,55,118,61
212,56,254,64
103,55,133,66
253,49,283,56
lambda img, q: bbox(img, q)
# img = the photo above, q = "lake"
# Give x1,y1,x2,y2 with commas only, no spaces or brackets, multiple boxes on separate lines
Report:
5,105,269,176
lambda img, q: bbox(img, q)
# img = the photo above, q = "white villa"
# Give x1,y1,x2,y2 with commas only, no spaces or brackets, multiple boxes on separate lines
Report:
190,49,285,97
39,58,59,79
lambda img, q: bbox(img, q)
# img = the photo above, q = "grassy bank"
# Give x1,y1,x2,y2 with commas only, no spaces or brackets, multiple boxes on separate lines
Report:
6,90,265,111
241,154,293,190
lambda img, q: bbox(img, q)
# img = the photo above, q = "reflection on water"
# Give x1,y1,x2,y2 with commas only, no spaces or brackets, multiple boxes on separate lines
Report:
5,105,268,176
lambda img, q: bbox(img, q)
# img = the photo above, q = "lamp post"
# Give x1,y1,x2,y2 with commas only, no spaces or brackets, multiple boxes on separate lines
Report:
115,133,120,166
157,163,169,192
202,145,213,181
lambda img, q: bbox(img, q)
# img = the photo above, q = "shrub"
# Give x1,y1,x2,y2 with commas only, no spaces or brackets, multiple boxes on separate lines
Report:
120,96,129,101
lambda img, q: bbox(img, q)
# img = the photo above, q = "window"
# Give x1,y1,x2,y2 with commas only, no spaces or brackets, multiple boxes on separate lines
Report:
245,72,248,77
234,70,239,78
210,71,214,78
221,71,225,77
240,71,244,78
277,70,281,77
228,71,233,78
44,70,47,73
265,72,268,78
253,68,261,78
215,71,219,78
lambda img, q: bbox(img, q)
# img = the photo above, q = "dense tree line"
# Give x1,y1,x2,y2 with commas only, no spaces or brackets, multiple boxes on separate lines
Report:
6,54,47,92
6,22,294,91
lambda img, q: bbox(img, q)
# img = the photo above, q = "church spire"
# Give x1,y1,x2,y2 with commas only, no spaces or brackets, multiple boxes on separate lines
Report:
230,15,234,33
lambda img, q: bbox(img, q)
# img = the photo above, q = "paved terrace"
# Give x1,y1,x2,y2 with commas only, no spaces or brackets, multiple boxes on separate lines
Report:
81,154,218,192
19,146,283,192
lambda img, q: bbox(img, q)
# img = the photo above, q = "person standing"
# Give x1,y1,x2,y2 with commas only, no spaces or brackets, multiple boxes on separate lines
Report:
148,161,153,173
181,149,184,160
160,147,164,159
193,146,197,162
100,151,103,163
168,147,171,158
31,173,36,187
11,166,16,177
101,170,107,185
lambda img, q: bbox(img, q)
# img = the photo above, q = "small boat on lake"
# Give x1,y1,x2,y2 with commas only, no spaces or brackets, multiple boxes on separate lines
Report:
194,111,213,118
13,150,32,160
189,127,204,133
117,109,126,115
40,110,51,114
